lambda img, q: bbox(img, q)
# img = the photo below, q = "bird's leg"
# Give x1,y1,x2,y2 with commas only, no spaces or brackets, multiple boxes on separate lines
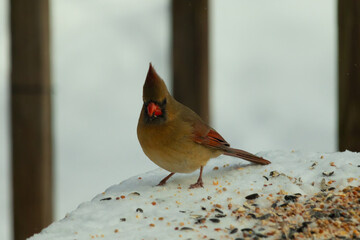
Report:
189,166,204,189
157,172,175,186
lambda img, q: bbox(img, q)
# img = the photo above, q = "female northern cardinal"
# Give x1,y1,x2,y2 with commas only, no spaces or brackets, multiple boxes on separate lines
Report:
137,64,271,189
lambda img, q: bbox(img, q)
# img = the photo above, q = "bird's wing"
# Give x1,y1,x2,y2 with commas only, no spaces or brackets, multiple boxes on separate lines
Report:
191,120,230,149
189,116,270,165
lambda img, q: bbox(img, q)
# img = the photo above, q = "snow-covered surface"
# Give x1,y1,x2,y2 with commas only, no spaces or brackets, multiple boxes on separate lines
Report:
29,151,359,240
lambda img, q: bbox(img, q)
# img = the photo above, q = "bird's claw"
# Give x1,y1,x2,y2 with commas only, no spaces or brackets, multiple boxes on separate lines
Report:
189,180,204,189
156,181,166,186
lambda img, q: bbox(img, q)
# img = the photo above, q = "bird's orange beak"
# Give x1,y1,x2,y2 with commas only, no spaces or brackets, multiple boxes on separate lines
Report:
147,102,162,117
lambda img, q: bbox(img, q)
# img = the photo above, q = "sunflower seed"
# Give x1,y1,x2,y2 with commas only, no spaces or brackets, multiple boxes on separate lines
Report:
322,171,334,177
258,213,271,220
209,218,220,223
100,197,112,201
270,171,280,177
284,195,298,202
245,193,259,200
180,227,193,231
215,208,223,214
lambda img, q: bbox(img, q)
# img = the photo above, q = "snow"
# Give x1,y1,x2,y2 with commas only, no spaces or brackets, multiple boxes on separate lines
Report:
28,151,359,240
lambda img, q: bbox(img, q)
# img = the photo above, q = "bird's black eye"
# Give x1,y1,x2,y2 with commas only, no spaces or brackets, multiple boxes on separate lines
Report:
162,98,167,105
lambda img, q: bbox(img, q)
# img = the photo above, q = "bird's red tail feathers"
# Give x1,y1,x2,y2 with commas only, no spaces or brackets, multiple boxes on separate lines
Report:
223,147,271,165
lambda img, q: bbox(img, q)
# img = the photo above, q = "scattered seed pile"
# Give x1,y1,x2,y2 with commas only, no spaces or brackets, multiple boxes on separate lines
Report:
224,185,360,239
29,151,360,240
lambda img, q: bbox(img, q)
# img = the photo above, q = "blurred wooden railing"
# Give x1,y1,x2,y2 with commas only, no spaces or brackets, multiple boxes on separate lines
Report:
10,0,53,239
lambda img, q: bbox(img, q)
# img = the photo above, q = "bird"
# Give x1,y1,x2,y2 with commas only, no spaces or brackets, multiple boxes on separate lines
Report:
137,64,271,189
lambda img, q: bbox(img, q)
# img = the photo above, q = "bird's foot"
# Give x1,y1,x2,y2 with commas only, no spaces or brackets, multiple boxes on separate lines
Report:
156,180,167,186
189,180,204,189
156,172,175,187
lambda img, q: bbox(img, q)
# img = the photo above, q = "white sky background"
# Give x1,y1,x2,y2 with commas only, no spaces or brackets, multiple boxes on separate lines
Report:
0,1,335,239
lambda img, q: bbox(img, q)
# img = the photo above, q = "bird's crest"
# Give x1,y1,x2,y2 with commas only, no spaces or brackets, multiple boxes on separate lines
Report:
143,63,169,102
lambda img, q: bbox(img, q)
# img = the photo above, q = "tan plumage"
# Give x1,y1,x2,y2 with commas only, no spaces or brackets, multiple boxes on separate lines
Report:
137,64,271,188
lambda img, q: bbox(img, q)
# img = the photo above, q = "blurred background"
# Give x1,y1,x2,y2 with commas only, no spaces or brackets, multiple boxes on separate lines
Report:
0,0,340,239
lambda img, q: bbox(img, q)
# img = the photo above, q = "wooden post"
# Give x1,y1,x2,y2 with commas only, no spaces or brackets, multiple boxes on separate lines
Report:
338,1,360,151
172,0,210,123
10,0,53,239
